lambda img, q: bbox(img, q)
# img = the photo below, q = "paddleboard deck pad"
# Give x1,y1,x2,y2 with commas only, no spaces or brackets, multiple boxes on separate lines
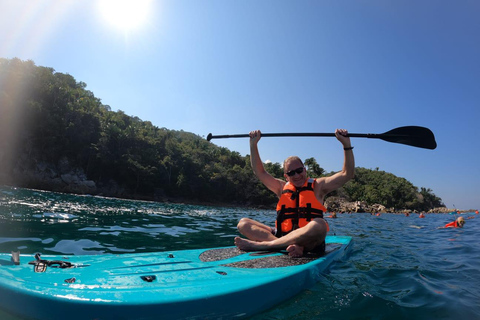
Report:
0,235,352,320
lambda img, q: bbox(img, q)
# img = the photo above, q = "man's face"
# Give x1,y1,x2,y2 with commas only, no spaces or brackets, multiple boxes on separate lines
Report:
284,159,307,187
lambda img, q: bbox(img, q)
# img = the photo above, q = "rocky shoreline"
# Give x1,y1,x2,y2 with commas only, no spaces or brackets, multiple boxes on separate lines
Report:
2,157,459,213
324,196,453,214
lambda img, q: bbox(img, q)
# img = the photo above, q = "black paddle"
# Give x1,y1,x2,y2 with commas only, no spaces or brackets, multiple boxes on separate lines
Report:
207,126,437,150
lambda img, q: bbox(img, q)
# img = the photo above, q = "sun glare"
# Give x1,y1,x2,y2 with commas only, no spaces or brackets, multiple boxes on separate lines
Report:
98,0,151,32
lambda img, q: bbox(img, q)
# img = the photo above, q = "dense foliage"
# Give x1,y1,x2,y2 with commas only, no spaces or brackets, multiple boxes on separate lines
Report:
341,168,444,211
0,58,444,210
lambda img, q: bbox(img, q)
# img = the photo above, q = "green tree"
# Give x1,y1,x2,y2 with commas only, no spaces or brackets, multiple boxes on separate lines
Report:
0,58,445,211
304,157,325,177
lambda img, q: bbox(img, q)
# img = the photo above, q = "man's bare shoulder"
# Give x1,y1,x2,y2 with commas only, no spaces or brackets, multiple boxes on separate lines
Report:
312,177,327,187
259,175,286,198
312,177,328,197
273,178,287,196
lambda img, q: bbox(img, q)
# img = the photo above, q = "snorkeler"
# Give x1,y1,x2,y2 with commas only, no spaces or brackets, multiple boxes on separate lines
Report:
442,216,465,228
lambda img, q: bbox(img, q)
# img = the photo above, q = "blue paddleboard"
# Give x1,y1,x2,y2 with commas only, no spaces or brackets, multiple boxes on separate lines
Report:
0,235,352,319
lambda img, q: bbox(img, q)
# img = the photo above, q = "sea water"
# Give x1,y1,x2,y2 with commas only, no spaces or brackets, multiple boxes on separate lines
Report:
0,186,479,320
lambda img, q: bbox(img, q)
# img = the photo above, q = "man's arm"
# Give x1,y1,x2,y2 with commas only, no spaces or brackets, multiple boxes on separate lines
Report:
249,130,285,197
315,129,355,200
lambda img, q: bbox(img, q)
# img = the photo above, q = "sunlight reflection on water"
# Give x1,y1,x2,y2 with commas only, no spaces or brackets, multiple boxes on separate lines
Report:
1,186,479,320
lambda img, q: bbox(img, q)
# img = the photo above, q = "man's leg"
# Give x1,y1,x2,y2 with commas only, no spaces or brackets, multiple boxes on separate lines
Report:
237,218,277,241
235,218,327,257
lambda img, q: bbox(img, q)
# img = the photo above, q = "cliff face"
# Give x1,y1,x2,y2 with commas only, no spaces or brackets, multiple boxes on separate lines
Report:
3,157,95,194
2,156,132,199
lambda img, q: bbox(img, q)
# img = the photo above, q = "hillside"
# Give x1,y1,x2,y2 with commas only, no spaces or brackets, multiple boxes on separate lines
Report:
0,58,444,211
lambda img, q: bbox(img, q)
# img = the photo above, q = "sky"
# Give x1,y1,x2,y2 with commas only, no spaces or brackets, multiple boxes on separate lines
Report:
1,0,479,210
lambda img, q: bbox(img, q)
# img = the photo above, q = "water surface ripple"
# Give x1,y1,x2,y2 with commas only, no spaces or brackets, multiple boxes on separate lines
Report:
0,186,479,319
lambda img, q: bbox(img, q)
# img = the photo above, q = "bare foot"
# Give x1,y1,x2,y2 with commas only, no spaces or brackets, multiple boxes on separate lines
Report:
286,244,304,258
235,237,261,251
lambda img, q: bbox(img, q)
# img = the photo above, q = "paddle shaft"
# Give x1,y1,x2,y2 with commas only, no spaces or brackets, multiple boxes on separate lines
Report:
206,126,437,149
208,132,399,140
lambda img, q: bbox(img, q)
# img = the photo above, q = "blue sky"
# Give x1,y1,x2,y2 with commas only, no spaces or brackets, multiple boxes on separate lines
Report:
1,0,479,210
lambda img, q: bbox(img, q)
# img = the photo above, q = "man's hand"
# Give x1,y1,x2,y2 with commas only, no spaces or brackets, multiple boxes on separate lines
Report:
249,130,262,145
335,129,351,148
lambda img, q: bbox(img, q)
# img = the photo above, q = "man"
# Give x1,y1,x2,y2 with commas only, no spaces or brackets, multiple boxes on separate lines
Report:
234,129,355,257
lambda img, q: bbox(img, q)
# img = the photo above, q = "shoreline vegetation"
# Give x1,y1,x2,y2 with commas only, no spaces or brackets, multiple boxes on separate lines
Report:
1,58,470,212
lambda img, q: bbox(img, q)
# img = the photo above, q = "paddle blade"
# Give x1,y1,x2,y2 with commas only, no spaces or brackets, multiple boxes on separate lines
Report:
380,126,437,150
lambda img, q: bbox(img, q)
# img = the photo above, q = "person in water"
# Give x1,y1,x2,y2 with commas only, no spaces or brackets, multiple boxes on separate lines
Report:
327,212,337,219
443,216,465,228
234,129,355,257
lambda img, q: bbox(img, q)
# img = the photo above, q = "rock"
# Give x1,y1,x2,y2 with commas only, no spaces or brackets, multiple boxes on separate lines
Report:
61,173,78,185
428,207,453,213
325,197,396,213
83,180,96,188
58,157,71,174
370,203,387,213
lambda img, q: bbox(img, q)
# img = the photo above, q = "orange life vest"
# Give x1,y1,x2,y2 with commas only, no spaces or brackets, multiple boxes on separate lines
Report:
275,178,327,237
444,221,458,228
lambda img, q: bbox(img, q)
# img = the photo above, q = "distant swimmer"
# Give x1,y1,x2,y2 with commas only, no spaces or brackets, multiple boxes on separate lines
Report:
327,212,337,219
442,216,465,228
419,213,425,218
